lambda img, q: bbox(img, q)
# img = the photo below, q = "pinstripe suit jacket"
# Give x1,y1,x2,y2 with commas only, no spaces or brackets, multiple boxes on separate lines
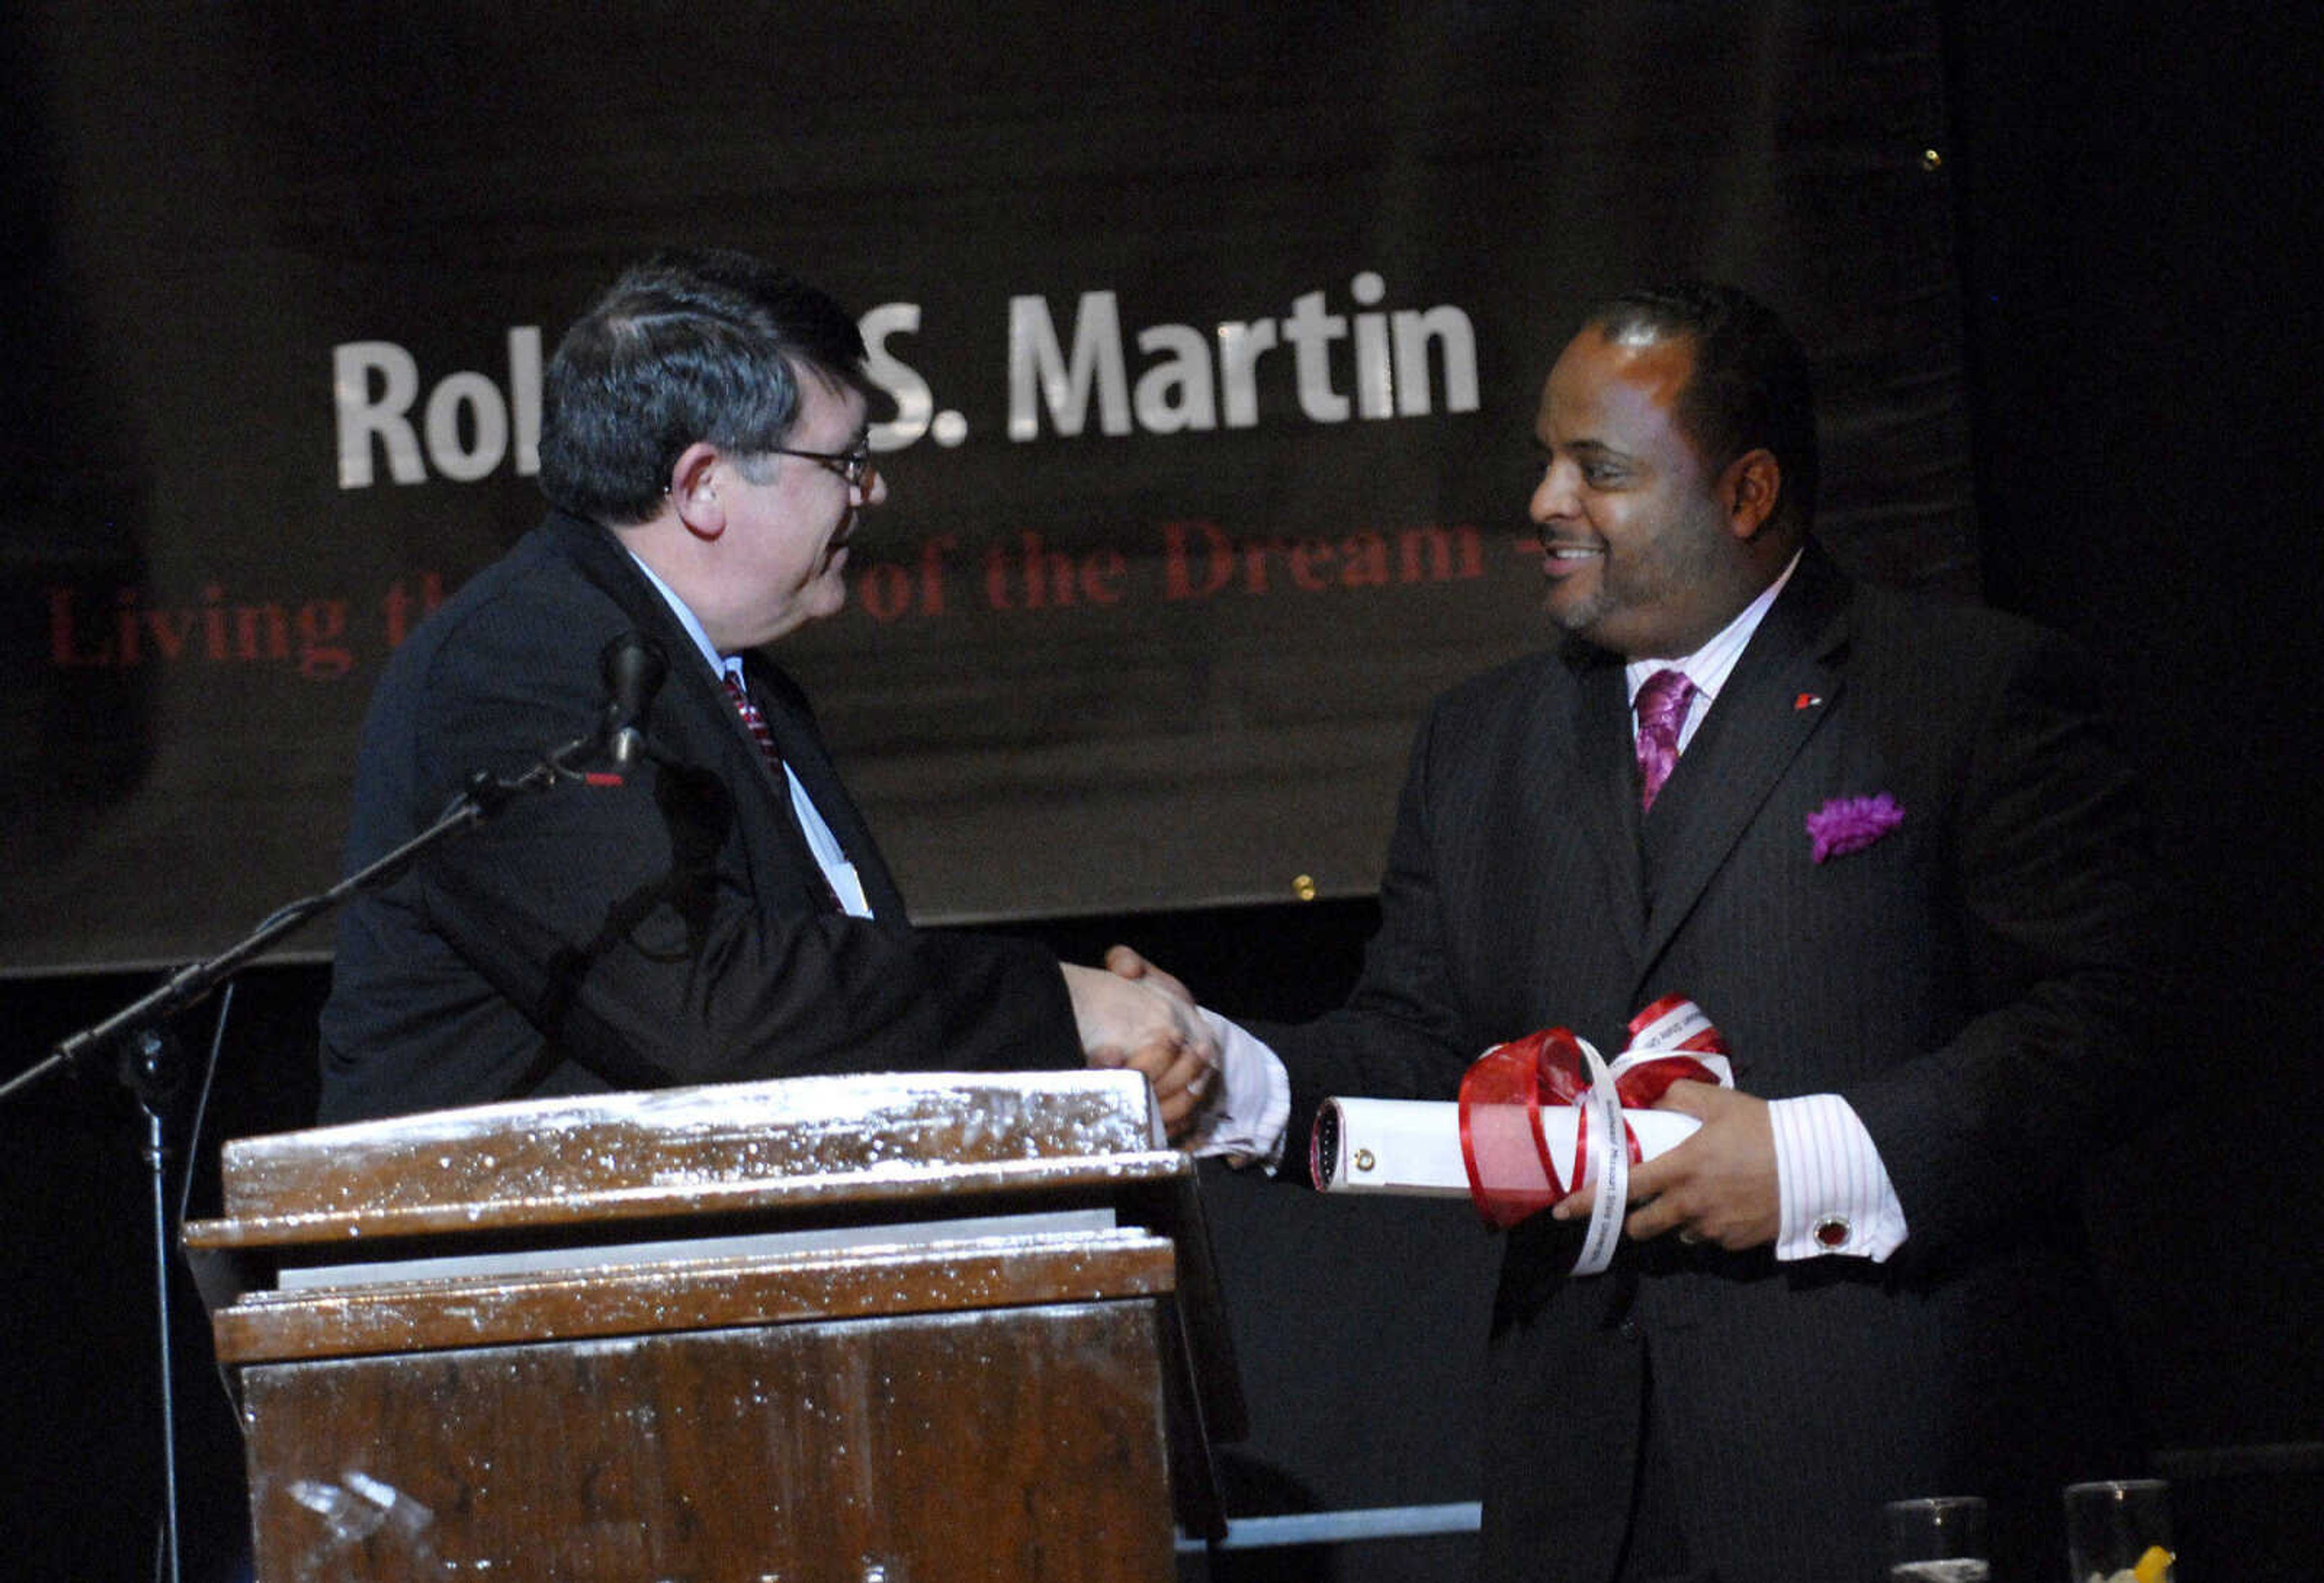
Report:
1268,542,2156,1583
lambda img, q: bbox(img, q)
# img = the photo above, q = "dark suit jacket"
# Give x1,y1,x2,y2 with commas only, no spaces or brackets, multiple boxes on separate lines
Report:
319,510,1081,1123
1267,543,2156,1583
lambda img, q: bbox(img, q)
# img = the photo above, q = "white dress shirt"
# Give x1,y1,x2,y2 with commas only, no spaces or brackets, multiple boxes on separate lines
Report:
1194,553,1908,1262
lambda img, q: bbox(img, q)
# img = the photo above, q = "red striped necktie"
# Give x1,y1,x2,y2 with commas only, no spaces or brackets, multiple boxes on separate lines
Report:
722,671,783,774
723,669,851,913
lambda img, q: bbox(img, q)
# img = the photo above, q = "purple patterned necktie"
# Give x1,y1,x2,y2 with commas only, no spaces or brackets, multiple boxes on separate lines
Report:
1633,667,1698,812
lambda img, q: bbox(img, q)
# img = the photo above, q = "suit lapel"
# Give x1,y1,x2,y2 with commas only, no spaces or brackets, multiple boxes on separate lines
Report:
1635,546,1852,972
741,655,908,919
1561,644,1650,966
547,511,796,823
547,512,906,920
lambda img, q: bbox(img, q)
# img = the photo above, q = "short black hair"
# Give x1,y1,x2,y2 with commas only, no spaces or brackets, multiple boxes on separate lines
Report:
1584,281,1819,532
539,247,870,525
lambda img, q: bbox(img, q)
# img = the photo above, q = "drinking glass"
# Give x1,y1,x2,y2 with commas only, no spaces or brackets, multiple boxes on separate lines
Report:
2064,1479,2175,1583
1884,1495,1990,1582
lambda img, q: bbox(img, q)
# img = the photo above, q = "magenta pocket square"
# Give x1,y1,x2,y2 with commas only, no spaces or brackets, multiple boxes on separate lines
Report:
1805,794,1904,864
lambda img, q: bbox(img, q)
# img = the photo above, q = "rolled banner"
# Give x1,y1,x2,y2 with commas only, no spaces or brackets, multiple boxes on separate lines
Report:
1311,998,1733,1237
1313,1094,1699,1200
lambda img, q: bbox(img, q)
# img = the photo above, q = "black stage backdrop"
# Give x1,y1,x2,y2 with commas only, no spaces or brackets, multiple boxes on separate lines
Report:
0,0,1971,971
7,4,2324,1581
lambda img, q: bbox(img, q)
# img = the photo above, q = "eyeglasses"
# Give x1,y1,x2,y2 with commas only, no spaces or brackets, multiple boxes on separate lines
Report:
767,443,878,494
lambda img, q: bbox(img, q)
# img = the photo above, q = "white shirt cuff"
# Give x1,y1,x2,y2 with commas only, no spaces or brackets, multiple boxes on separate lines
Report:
1183,1009,1291,1172
1768,1092,1909,1262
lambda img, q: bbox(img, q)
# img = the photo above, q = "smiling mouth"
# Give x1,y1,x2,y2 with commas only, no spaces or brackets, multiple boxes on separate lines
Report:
1540,541,1605,569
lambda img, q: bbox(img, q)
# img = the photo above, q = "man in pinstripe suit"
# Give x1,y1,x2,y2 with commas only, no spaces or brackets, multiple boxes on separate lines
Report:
1134,282,2157,1581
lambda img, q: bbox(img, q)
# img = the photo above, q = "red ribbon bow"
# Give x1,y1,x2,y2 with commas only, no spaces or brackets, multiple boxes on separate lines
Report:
1456,997,1732,1229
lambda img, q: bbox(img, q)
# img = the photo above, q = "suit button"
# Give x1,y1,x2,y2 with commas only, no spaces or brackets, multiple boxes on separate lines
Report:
1618,1317,1639,1340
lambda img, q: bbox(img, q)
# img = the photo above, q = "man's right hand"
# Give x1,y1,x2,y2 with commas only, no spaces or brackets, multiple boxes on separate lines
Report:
1101,943,1193,1003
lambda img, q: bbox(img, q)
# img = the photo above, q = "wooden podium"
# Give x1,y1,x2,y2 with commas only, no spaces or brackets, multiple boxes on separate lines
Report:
183,1069,1244,1581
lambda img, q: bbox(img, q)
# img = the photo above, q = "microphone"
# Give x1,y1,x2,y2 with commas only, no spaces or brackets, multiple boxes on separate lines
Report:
597,633,668,772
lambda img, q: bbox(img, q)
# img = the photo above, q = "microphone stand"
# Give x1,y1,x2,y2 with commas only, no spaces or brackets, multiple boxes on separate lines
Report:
0,742,594,1583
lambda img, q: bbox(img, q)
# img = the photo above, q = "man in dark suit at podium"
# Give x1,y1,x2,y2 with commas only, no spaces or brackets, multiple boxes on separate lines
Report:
1132,282,2158,1581
320,248,1209,1126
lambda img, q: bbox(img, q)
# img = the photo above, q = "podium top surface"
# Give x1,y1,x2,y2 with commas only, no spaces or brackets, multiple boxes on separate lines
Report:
182,1067,1249,1462
188,1069,1175,1251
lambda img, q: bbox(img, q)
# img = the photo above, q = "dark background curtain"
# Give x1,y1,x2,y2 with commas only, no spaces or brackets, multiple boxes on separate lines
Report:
3,4,2316,1579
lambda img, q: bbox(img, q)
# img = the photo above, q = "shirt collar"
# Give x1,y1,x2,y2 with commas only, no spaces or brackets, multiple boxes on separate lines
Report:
623,549,740,682
1623,549,1803,706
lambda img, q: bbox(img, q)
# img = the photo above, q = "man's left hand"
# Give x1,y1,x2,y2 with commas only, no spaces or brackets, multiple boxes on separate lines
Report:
1552,1080,1780,1251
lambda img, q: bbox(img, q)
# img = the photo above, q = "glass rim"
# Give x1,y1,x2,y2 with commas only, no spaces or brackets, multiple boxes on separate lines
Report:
2063,1478,2170,1496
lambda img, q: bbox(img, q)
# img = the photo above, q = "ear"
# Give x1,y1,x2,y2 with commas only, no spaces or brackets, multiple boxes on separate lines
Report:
667,442,726,540
1719,447,1782,541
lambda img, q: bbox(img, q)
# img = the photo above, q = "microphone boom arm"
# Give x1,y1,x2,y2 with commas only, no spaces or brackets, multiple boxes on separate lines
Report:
7,759,563,1104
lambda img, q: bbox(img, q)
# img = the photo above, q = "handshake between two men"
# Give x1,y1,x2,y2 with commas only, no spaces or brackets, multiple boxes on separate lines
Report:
1060,947,1218,1141
1066,943,1788,1256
